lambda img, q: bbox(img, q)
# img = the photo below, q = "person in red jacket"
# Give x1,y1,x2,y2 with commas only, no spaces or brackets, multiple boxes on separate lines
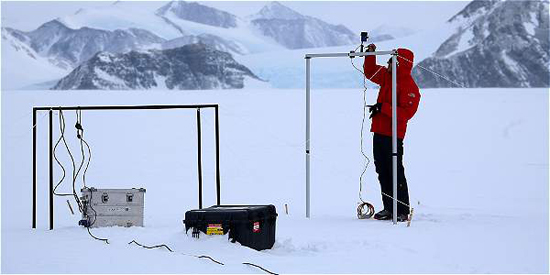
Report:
363,44,420,222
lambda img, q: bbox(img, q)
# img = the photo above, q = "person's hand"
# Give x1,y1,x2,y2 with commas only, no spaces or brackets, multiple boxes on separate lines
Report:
366,44,376,52
368,103,382,118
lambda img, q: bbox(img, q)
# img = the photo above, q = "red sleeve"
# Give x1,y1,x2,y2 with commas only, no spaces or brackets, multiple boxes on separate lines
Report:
363,55,386,85
380,85,421,122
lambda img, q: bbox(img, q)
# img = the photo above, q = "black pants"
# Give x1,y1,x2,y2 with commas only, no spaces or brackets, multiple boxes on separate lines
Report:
373,133,410,215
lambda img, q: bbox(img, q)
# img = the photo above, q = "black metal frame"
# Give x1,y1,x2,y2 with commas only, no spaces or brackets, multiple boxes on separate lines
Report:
32,104,221,230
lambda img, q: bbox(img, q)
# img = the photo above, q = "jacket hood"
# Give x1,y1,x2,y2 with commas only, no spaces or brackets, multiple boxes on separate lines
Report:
397,48,414,75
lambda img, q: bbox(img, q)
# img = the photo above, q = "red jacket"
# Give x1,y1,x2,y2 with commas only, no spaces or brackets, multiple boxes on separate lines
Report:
363,48,420,139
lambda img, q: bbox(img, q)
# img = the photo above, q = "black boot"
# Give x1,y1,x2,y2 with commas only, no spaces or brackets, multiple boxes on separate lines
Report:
374,209,392,220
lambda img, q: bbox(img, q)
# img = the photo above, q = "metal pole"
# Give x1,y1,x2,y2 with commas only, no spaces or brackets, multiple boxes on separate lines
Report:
49,109,53,230
305,57,311,218
304,50,396,219
214,106,221,206
305,51,395,58
196,109,203,209
32,108,37,229
391,51,398,225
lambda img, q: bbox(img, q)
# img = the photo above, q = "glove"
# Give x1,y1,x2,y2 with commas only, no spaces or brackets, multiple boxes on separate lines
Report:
366,44,376,52
368,103,382,119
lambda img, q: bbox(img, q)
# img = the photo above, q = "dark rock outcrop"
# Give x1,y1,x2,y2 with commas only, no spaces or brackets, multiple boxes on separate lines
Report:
53,43,260,90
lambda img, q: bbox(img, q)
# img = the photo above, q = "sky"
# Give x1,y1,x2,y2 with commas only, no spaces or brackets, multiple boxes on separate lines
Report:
1,0,470,33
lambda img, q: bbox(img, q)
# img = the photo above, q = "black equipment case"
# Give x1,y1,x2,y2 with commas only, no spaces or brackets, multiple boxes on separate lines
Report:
184,205,277,250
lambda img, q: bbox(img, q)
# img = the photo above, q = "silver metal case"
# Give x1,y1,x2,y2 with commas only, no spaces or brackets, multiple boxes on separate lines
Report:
81,187,146,228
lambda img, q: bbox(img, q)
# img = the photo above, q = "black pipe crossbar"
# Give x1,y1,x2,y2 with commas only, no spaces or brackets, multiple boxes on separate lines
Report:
33,104,218,111
32,104,221,229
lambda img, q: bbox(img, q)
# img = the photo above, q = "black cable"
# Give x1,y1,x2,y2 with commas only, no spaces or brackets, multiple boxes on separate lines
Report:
82,170,108,245
52,110,73,197
71,109,86,212
197,255,224,266
351,54,376,218
53,110,83,213
82,181,109,246
81,138,92,188
75,110,93,212
87,227,109,244
352,57,371,201
87,187,98,227
53,110,75,196
74,111,110,244
128,240,225,265
242,262,278,275
128,240,173,252
53,109,107,242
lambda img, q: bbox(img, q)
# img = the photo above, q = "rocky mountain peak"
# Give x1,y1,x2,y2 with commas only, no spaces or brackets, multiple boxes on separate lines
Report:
449,0,502,24
30,19,71,41
36,19,69,31
156,0,238,28
253,1,304,20
413,0,549,88
250,1,355,49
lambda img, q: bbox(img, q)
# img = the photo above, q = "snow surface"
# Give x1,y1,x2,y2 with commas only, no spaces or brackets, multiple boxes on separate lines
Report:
524,11,538,36
455,27,475,54
153,74,168,90
1,88,548,273
501,50,523,76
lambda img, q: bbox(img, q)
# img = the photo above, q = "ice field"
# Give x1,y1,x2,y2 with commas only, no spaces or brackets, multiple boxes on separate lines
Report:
1,88,548,273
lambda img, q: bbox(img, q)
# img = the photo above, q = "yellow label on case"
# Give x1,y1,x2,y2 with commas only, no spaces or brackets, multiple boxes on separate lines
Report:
206,224,224,235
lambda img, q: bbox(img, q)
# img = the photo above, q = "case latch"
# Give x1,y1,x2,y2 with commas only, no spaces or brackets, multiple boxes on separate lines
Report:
101,193,109,203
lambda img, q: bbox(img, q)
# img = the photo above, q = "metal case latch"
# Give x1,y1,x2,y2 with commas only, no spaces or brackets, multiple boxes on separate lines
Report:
126,193,134,202
101,193,109,203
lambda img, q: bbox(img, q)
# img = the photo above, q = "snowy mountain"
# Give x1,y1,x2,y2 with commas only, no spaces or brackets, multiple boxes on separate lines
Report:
59,1,283,54
412,0,550,88
250,2,355,49
4,0,488,90
1,28,69,89
156,1,238,29
4,20,165,70
52,43,260,90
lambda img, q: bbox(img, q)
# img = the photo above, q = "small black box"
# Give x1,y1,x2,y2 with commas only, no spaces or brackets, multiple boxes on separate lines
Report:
184,205,277,250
